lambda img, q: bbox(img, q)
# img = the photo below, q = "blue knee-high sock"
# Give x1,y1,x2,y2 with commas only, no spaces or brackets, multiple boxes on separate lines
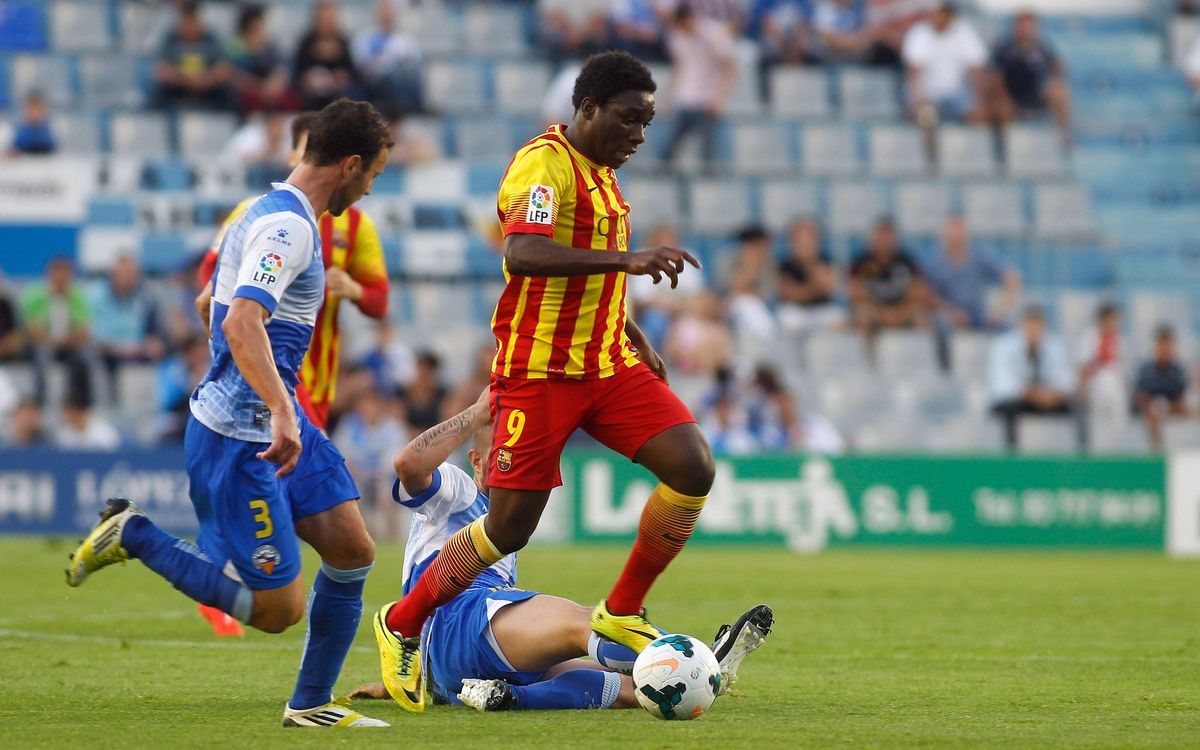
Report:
122,515,253,623
507,670,622,710
588,632,640,674
289,562,371,710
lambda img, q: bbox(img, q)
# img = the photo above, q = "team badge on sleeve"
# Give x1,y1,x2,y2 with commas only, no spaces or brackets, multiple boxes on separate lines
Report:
253,252,285,285
526,185,554,225
252,544,281,575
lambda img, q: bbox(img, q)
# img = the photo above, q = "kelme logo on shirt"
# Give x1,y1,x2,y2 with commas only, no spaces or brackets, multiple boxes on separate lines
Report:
526,185,554,225
254,251,284,285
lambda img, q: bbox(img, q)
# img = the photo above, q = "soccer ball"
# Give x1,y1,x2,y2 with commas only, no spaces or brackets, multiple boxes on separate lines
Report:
632,634,722,720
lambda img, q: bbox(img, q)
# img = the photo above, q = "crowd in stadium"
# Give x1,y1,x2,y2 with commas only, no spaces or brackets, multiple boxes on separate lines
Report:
1,0,1199,470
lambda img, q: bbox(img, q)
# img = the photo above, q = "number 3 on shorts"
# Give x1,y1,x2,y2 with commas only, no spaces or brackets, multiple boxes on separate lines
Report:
504,409,526,447
249,499,273,540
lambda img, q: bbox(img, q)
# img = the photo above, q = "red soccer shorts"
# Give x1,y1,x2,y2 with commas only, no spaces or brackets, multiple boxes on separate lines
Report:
485,363,697,491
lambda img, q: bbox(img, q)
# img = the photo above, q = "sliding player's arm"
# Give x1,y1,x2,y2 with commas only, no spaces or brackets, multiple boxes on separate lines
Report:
393,387,491,497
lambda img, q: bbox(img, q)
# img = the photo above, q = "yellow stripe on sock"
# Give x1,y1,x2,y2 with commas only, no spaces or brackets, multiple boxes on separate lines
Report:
469,517,504,564
655,483,708,510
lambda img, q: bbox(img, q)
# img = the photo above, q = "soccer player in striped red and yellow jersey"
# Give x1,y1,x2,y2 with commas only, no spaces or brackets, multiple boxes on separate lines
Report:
374,52,716,714
197,113,389,430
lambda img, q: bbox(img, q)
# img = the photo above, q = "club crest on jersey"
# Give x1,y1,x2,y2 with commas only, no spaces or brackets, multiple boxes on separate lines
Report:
254,252,284,284
496,448,514,472
252,544,281,575
526,185,554,225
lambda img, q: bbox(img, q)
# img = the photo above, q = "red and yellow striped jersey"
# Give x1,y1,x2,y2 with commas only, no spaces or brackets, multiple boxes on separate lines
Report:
202,199,388,419
492,124,640,380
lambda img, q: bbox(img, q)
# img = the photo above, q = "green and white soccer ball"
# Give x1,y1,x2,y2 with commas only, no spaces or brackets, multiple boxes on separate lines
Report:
632,634,722,720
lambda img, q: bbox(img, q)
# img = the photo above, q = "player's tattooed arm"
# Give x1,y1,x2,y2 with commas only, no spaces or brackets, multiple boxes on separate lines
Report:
394,388,492,495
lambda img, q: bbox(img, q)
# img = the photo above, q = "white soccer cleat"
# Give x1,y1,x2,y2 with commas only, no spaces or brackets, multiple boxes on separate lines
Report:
65,498,143,587
710,604,773,695
282,699,389,727
457,679,516,712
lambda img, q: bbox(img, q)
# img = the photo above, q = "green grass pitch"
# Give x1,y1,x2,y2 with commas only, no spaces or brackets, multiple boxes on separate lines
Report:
1,539,1197,748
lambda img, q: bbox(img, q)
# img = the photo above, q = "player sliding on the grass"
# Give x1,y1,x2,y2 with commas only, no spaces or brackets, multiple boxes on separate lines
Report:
375,49,716,715
360,389,771,711
66,99,394,728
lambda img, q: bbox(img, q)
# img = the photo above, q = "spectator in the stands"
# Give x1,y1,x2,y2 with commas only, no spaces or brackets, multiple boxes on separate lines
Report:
610,0,669,62
699,377,759,456
661,3,737,171
22,256,92,407
385,113,441,166
988,305,1074,448
629,224,705,352
925,215,1020,330
849,218,929,331
157,333,210,441
53,386,120,451
902,2,988,126
220,109,293,170
747,0,817,66
862,0,937,67
3,399,48,448
225,3,298,113
1133,325,1190,449
7,90,56,155
397,350,447,432
0,271,21,360
990,11,1072,146
353,0,425,115
810,0,890,64
777,218,845,333
294,1,361,110
1075,302,1127,422
723,225,778,343
89,255,165,397
747,364,845,454
153,1,234,110
163,253,207,350
537,0,610,63
361,319,416,394
665,291,734,376
334,387,410,535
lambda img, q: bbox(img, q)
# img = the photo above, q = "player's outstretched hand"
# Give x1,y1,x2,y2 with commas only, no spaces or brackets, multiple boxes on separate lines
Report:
625,246,702,289
348,682,388,700
257,410,302,477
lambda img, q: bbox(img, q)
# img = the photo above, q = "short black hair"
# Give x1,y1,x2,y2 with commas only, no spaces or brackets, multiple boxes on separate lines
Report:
237,4,265,35
571,51,656,113
1097,302,1119,320
1155,324,1175,341
290,111,318,150
735,225,769,243
302,99,393,167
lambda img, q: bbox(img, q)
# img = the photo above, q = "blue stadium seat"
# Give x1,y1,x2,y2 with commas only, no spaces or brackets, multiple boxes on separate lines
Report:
141,158,194,191
622,177,683,226
0,56,9,108
79,54,143,110
1005,124,1067,179
85,197,136,227
758,180,820,234
827,181,886,237
937,125,997,179
177,110,238,157
962,182,1026,238
50,0,112,53
117,0,171,54
0,0,48,52
464,3,529,58
493,60,551,116
78,227,140,273
1032,183,1096,240
412,204,467,230
11,52,77,106
895,181,952,238
400,231,467,278
800,123,861,177
51,111,102,154
729,120,795,175
404,161,467,201
687,178,754,236
868,124,929,178
261,3,311,55
425,61,491,114
768,67,831,120
837,67,901,120
451,116,520,161
140,231,192,274
109,110,171,156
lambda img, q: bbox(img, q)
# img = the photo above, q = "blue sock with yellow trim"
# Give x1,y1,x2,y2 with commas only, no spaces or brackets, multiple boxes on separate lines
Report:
123,515,253,623
289,562,371,710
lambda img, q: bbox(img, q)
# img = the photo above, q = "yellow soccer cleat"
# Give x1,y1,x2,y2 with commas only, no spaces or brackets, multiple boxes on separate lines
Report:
591,599,665,654
282,698,389,727
373,602,425,713
65,498,143,587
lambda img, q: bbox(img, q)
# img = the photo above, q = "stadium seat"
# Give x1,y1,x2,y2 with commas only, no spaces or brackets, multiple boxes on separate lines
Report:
412,3,463,57
805,331,869,374
837,67,901,120
1163,419,1200,450
1015,416,1080,454
464,4,528,58
895,181,952,237
1032,183,1096,240
50,0,112,53
0,1,48,52
869,124,929,177
404,161,468,201
85,197,136,226
118,0,172,54
948,331,993,380
177,111,238,157
425,61,490,114
400,230,468,277
1087,416,1150,454
768,67,831,120
1056,288,1106,345
853,417,918,452
962,182,1026,238
78,227,140,273
622,177,683,226
729,120,795,175
494,60,551,116
11,53,76,106
140,231,193,273
874,330,941,378
687,179,753,235
923,416,1005,452
816,373,892,433
827,181,885,237
1128,290,1192,360
79,54,143,110
936,125,997,178
262,3,312,55
1006,124,1068,179
726,39,763,116
800,124,861,177
109,111,172,157
116,364,159,416
758,180,820,233
51,111,101,154
451,116,520,161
